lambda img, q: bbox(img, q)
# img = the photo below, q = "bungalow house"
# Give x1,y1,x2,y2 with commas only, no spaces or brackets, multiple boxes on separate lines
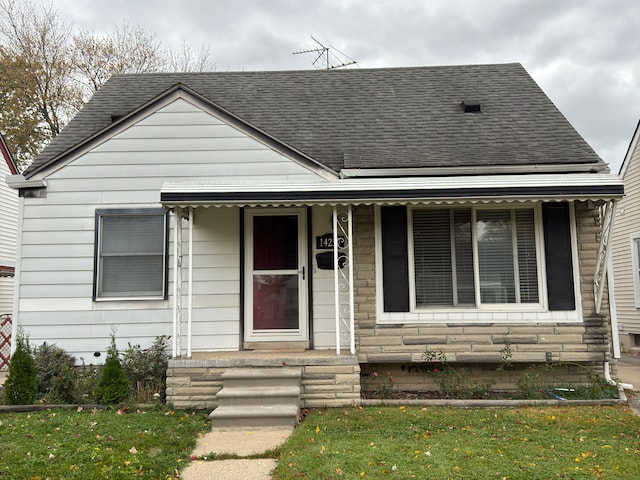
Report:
6,64,623,414
0,133,18,370
610,120,640,353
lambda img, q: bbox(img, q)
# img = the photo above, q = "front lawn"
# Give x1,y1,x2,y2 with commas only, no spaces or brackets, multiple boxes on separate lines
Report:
274,405,640,479
0,407,209,479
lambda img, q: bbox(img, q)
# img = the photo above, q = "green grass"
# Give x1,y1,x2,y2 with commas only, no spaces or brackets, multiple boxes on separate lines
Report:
274,405,640,479
0,407,209,479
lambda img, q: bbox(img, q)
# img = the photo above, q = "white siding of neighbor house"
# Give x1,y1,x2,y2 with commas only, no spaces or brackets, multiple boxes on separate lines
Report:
16,97,338,360
1,154,18,316
612,135,640,350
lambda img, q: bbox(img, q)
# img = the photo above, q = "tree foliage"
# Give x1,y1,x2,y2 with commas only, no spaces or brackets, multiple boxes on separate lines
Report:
0,0,214,170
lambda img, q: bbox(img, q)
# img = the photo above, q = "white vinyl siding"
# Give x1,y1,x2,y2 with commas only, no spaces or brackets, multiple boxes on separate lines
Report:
0,153,18,316
15,96,327,359
611,132,640,350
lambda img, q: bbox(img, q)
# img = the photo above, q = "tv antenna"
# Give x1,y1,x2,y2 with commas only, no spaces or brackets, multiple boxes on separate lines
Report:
293,35,357,70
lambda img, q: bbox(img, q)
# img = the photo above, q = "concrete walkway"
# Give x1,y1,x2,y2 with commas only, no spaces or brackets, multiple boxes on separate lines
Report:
181,429,292,480
616,354,640,416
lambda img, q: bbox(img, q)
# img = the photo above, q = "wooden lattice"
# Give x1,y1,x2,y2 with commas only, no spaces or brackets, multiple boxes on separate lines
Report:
0,314,11,370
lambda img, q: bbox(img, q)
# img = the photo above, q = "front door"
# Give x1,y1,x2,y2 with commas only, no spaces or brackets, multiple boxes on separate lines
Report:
244,208,308,343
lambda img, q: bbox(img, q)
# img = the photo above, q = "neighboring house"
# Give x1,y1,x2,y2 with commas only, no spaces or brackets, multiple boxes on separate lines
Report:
6,64,623,408
0,133,18,369
610,120,640,352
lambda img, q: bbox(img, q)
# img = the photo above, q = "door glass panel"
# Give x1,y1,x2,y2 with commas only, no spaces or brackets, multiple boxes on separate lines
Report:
253,274,299,330
253,216,298,270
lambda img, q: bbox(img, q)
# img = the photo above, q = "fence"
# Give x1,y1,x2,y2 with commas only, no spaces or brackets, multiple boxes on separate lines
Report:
0,314,11,370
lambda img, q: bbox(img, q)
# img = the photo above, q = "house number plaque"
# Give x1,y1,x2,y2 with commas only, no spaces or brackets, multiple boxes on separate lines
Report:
316,233,345,250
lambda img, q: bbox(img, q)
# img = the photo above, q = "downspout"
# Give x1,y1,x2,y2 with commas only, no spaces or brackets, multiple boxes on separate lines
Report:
604,354,632,390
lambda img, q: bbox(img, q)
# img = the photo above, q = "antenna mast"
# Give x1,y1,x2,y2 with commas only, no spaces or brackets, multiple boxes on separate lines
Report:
293,35,357,70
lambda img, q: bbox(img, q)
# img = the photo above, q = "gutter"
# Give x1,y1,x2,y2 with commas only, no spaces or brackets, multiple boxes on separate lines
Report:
340,163,609,178
5,174,46,190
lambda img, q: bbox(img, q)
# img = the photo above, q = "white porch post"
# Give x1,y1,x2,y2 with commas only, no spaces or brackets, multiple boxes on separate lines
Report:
187,207,193,358
594,200,616,315
333,206,341,355
347,205,355,355
172,207,183,358
332,205,355,356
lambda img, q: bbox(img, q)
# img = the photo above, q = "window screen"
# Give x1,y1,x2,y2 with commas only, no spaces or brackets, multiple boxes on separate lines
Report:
95,209,167,299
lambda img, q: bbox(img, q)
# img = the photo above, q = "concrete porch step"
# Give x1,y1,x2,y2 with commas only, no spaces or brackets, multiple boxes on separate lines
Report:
220,367,302,389
216,386,300,407
210,367,302,430
209,404,299,430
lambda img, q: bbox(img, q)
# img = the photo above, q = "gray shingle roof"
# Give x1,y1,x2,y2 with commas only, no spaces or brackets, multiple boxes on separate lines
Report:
24,63,604,177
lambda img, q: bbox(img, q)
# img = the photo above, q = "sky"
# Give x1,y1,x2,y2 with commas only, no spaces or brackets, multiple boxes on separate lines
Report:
46,0,640,173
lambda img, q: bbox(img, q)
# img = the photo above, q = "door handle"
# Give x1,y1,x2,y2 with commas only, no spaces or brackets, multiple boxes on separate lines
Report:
302,266,305,280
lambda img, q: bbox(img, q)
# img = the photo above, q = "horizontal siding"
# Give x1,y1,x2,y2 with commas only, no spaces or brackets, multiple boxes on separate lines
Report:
611,141,640,343
310,206,345,348
0,158,18,265
17,97,328,359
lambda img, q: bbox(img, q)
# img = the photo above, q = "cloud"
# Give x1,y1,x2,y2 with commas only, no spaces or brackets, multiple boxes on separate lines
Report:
44,0,640,170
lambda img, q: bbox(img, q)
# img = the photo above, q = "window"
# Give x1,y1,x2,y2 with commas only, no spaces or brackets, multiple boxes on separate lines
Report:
94,209,168,300
411,206,540,307
630,233,640,308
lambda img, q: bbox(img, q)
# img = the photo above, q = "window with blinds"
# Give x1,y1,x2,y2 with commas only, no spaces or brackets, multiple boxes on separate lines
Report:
412,207,539,307
94,209,168,299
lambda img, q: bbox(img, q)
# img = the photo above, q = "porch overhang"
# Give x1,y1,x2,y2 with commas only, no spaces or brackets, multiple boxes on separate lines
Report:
160,173,623,208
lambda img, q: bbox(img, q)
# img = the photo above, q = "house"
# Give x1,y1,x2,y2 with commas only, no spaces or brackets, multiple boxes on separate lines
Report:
0,132,18,370
610,120,640,353
6,64,623,410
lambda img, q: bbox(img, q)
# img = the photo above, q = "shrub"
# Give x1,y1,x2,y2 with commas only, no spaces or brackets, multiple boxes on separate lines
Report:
3,330,37,405
32,342,76,399
95,334,130,405
46,362,80,404
122,335,170,402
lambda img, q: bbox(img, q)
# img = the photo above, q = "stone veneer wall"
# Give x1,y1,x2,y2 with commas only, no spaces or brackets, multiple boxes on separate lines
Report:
354,202,612,390
166,357,361,410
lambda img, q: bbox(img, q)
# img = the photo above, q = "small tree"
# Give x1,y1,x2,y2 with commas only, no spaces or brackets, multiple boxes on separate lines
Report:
95,333,130,404
3,329,37,405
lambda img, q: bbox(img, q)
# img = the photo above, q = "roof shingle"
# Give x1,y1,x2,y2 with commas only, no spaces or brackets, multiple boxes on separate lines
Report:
25,63,604,177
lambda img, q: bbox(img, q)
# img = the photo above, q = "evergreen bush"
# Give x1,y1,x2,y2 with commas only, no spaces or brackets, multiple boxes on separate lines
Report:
3,330,37,405
33,342,76,399
95,333,130,405
122,335,170,402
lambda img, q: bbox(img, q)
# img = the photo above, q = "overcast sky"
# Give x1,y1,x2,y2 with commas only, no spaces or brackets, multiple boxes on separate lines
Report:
48,0,639,173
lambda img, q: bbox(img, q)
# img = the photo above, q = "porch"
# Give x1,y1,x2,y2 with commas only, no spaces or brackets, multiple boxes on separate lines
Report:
166,350,361,410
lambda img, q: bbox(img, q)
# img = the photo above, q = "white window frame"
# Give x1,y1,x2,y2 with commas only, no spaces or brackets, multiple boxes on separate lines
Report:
630,232,640,308
94,208,168,301
408,204,545,311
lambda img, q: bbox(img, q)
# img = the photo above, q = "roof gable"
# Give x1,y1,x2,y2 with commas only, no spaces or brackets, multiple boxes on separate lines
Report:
28,84,337,180
24,63,606,178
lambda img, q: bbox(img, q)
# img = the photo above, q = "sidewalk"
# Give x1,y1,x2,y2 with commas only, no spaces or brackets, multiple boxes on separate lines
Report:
180,429,293,480
615,354,640,391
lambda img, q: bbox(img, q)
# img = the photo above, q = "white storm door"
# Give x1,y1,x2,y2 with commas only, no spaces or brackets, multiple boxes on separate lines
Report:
244,209,308,342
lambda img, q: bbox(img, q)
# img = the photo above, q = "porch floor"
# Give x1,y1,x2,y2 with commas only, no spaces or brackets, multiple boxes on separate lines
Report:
174,349,357,368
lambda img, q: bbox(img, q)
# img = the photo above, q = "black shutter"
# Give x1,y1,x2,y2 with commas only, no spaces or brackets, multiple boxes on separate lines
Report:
381,206,410,312
542,202,575,311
